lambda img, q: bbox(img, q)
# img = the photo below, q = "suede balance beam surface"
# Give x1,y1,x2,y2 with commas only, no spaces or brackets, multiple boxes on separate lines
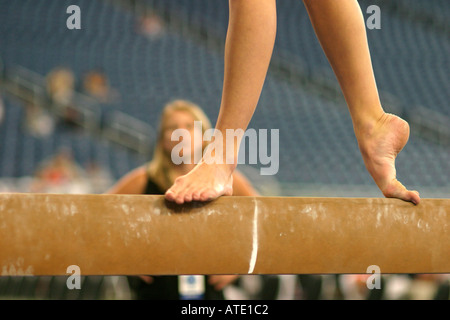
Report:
0,193,449,276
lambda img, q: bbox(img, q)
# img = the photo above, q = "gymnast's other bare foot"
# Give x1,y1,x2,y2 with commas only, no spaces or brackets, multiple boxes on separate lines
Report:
165,160,235,204
357,113,420,205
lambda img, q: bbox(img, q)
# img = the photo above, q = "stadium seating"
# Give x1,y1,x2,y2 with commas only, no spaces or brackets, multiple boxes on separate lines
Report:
0,0,448,194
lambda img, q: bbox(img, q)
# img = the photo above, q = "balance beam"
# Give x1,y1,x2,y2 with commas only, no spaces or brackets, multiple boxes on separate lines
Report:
0,193,448,276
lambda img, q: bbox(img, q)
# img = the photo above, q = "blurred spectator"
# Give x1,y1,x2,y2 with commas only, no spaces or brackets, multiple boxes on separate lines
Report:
31,148,90,194
45,67,83,128
338,273,450,300
24,102,55,137
84,161,114,194
407,274,450,300
137,12,165,39
296,275,324,300
82,69,119,104
46,67,76,106
339,274,384,300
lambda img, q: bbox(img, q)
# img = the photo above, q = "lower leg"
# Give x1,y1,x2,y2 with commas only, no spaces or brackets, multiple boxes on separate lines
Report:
303,0,420,204
216,0,277,135
303,0,383,130
165,0,277,203
211,0,277,166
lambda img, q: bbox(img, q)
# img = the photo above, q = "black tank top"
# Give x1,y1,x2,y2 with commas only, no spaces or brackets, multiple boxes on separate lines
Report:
143,178,165,195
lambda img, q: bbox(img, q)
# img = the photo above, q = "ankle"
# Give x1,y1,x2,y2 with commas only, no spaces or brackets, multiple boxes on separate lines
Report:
204,131,241,167
353,110,386,138
201,143,239,169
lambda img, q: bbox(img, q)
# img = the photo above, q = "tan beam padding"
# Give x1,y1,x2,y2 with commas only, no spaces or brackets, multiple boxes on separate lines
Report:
0,193,448,276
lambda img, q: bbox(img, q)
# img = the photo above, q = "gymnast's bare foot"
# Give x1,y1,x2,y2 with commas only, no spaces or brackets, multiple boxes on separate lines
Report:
165,159,235,204
357,113,420,205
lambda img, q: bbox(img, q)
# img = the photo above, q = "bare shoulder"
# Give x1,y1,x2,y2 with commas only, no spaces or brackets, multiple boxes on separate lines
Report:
105,166,149,194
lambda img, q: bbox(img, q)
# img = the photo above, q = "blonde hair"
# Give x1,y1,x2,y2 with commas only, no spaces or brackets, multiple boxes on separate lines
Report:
147,99,212,190
46,67,75,104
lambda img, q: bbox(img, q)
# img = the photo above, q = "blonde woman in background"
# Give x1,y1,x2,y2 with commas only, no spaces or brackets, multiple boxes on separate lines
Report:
107,99,260,300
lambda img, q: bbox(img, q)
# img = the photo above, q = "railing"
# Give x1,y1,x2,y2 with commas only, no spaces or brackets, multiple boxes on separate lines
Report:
0,64,155,156
409,106,450,146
